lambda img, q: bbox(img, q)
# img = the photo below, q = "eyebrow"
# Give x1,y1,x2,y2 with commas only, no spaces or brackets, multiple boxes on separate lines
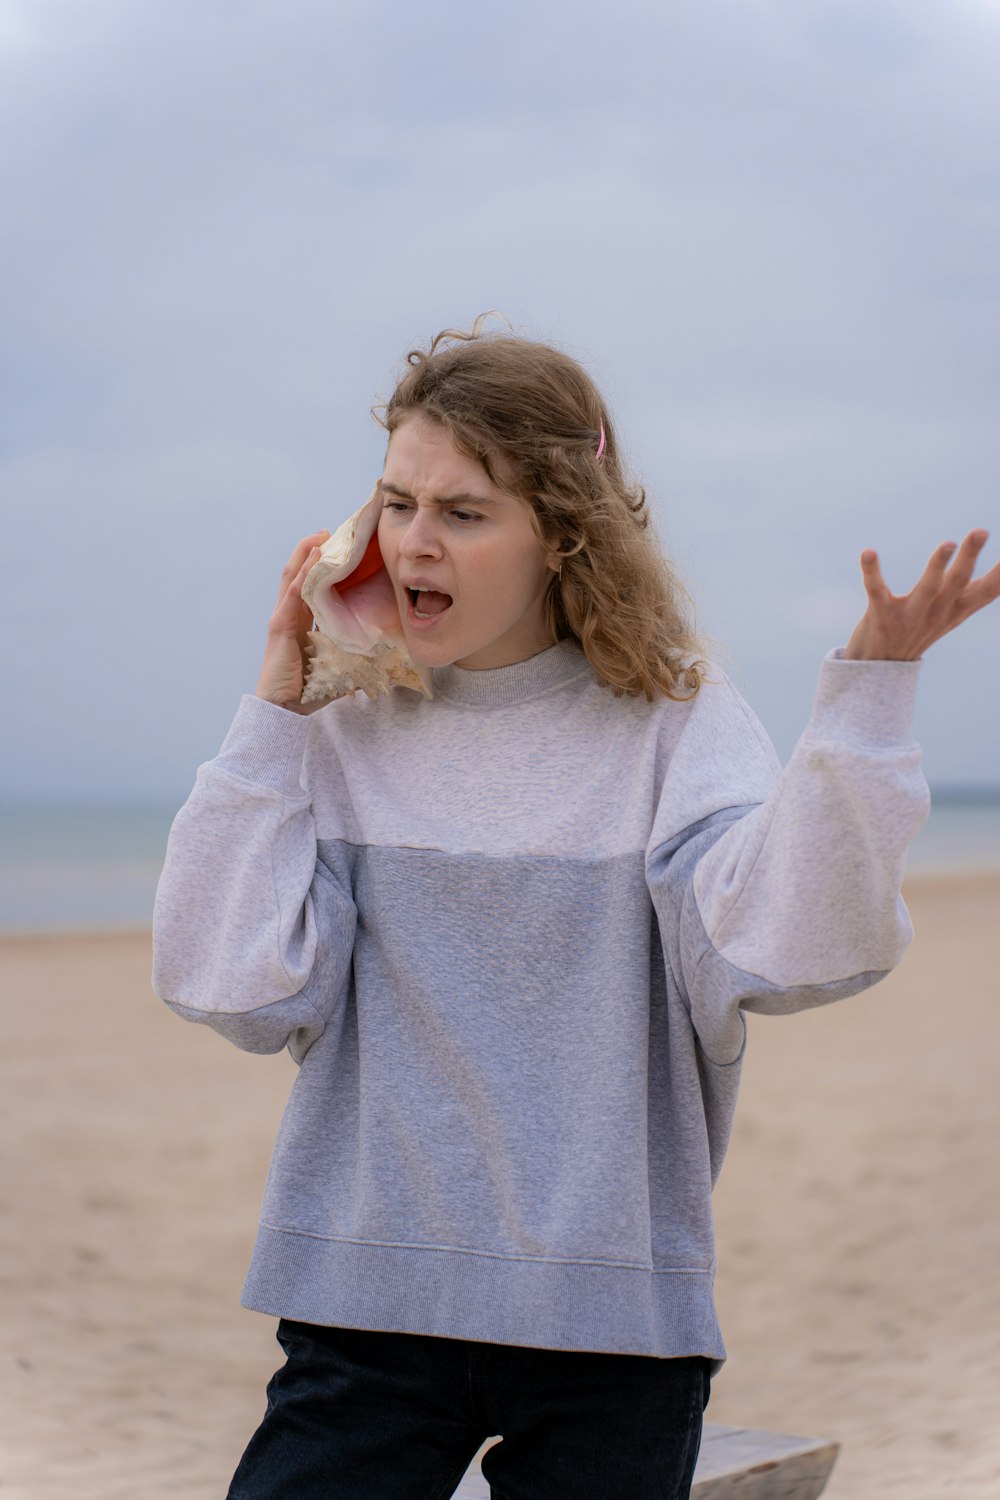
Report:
380,482,502,508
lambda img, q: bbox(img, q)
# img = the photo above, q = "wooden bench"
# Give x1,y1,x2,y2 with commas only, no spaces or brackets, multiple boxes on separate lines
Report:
455,1422,839,1498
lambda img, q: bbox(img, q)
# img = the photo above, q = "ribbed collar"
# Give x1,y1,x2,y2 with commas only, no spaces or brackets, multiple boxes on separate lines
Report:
431,639,592,707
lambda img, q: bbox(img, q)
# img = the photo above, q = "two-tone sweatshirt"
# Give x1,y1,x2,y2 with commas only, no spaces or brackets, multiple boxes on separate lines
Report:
151,638,929,1368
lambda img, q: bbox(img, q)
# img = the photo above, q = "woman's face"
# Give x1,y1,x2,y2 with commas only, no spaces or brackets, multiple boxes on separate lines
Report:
377,414,560,670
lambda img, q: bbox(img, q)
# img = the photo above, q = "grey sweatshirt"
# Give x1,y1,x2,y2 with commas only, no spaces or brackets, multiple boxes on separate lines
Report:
151,639,929,1367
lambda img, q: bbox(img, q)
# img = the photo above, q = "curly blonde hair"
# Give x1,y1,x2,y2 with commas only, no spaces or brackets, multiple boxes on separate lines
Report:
373,314,704,702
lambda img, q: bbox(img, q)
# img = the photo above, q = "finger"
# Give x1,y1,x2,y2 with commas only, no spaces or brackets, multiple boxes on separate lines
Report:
926,539,958,576
910,549,1000,649
943,528,989,592
859,549,892,605
275,532,329,610
297,560,322,634
275,546,321,623
951,554,1000,617
908,539,958,607
274,541,312,610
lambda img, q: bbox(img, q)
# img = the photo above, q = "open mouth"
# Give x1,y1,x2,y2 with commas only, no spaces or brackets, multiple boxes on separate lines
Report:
407,587,454,621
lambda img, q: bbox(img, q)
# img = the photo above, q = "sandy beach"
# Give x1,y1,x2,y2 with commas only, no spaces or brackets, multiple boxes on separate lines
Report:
3,873,998,1499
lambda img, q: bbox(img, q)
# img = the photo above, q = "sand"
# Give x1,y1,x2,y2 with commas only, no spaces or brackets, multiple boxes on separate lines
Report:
2,873,999,1499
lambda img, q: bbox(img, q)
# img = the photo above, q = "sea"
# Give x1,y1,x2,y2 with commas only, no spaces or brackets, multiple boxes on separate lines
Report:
1,792,999,936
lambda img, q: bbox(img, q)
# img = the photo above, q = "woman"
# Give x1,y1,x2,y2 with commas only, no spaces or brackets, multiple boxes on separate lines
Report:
152,318,999,1500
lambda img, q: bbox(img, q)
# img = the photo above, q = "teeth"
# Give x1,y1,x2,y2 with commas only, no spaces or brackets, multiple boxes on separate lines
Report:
407,585,449,620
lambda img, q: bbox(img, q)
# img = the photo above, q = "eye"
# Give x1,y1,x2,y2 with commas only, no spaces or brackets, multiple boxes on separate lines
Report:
451,510,482,523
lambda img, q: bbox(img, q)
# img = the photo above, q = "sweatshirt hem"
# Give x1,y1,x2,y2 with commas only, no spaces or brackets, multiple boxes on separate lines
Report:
240,1225,727,1364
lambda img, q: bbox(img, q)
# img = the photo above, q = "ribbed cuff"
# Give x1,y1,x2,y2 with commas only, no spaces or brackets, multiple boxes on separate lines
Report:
214,694,312,794
807,648,922,749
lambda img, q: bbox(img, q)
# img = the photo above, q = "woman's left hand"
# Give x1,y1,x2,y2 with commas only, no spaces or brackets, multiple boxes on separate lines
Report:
844,529,1000,661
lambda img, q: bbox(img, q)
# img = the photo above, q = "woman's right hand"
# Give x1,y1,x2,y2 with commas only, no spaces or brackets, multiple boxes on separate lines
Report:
255,531,331,714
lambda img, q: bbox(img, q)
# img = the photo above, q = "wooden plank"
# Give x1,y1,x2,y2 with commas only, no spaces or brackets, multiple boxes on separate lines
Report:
691,1423,839,1498
453,1423,839,1498
454,1441,496,1500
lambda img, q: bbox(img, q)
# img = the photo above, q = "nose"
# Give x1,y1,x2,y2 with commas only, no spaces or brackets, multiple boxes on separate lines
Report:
398,506,445,559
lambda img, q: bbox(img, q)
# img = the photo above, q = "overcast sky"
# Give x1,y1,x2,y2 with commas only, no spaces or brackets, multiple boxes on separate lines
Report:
2,0,998,802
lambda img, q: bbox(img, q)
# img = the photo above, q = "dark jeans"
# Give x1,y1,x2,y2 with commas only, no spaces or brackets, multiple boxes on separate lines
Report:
227,1319,711,1500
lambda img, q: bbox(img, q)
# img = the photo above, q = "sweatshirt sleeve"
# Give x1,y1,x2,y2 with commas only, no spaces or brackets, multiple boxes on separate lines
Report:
151,694,358,1060
645,651,931,1066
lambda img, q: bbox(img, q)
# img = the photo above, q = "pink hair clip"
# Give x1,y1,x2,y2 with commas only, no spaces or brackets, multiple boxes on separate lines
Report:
595,421,606,463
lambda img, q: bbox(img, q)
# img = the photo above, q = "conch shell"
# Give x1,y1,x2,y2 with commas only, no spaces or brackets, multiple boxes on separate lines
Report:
299,481,434,704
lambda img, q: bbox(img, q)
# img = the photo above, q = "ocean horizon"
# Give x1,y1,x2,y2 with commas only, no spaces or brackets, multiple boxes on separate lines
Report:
1,790,999,936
